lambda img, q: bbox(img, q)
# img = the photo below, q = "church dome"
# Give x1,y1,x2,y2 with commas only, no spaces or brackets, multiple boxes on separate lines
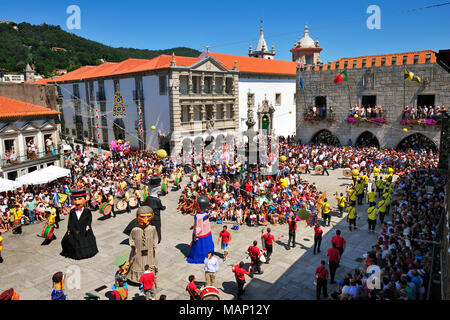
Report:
297,25,316,48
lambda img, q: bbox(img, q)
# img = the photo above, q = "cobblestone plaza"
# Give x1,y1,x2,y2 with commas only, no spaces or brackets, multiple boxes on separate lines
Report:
0,168,380,300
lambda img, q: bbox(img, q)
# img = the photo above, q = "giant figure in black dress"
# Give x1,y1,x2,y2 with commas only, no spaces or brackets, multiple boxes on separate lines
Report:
60,189,98,260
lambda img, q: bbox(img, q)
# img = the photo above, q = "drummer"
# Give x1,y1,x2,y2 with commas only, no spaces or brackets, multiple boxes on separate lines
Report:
108,193,116,218
124,187,131,213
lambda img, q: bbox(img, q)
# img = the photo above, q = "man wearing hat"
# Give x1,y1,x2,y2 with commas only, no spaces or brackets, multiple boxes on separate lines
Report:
187,196,214,264
60,189,98,260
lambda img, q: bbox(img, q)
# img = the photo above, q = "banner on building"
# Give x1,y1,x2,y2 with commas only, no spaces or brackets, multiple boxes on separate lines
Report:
113,91,127,118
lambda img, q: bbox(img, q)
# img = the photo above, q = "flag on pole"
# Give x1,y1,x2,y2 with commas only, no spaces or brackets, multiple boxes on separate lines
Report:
299,75,304,90
404,67,421,83
334,70,347,84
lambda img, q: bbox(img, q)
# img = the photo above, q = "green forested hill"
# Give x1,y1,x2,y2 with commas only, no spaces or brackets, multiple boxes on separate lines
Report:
0,22,201,77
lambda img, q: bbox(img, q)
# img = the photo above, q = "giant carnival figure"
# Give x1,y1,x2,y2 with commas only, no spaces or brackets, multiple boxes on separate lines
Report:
60,189,98,260
127,206,158,284
186,196,214,264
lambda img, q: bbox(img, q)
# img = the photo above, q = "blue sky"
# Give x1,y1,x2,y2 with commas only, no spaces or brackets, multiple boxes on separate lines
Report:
2,0,449,62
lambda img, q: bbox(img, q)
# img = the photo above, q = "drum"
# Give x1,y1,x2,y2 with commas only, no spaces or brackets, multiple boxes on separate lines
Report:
315,165,324,174
161,183,167,194
100,203,112,216
116,199,127,211
343,168,352,178
41,224,55,239
174,176,181,186
190,173,199,182
299,164,307,173
128,196,139,208
200,286,220,300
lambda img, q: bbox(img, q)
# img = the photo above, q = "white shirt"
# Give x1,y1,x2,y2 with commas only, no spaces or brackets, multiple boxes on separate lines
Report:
204,256,219,273
75,207,84,220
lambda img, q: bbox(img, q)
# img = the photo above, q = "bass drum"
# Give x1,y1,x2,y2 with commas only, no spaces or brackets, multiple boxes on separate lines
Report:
116,199,128,211
315,165,324,174
200,286,220,300
190,173,199,183
299,164,307,173
128,196,139,209
343,168,352,178
100,203,112,216
41,224,55,239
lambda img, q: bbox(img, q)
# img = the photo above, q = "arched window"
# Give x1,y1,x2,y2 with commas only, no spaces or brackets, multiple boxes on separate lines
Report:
355,131,380,148
396,133,438,152
311,129,341,146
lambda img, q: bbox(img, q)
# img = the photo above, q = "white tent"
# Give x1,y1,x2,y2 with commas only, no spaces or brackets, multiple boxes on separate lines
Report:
16,165,70,185
0,178,22,193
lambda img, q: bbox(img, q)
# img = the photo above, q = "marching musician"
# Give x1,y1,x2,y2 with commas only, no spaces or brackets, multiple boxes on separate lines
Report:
124,187,131,213
108,192,116,218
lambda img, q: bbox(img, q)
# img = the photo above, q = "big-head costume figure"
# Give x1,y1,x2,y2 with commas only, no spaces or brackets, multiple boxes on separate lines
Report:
60,189,98,260
127,206,158,284
186,196,214,264
123,176,165,244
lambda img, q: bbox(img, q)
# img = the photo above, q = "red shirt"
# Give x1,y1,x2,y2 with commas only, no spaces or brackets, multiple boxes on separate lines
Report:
139,271,155,290
262,233,275,246
314,226,323,237
315,265,329,279
327,247,341,263
233,265,246,281
219,230,231,244
248,245,260,258
186,281,199,297
331,235,346,248
289,220,297,231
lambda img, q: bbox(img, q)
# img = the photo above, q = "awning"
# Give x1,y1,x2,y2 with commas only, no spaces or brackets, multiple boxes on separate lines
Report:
0,178,22,193
16,165,71,185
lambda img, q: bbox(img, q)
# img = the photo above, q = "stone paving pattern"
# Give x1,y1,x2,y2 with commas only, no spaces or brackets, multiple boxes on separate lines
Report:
0,168,382,300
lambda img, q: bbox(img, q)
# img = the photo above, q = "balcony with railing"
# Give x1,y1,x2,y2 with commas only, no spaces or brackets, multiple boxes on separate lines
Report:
0,144,62,168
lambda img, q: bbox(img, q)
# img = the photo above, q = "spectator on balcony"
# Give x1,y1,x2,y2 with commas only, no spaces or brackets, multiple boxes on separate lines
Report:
46,137,54,155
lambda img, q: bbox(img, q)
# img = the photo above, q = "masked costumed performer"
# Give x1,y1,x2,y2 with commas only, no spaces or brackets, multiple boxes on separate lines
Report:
123,177,165,244
127,206,158,285
60,189,98,260
186,196,214,264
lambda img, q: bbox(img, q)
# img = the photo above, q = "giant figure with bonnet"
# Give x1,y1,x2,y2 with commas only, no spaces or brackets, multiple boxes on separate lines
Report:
186,196,214,264
127,206,158,284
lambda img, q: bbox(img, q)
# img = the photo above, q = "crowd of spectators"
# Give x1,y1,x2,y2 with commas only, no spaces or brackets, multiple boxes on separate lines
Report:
1,144,180,233
349,105,384,119
329,169,445,300
402,105,447,120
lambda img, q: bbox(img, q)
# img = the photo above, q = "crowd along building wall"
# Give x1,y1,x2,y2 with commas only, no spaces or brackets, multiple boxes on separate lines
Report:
295,51,450,149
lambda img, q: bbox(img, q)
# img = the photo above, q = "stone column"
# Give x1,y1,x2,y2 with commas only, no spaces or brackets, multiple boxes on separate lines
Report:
200,72,205,95
212,73,216,95
222,77,226,95
188,71,192,94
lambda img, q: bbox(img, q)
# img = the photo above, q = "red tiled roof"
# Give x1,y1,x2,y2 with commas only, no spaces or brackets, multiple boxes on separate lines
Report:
207,52,297,75
50,55,201,83
0,96,60,119
311,50,437,71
